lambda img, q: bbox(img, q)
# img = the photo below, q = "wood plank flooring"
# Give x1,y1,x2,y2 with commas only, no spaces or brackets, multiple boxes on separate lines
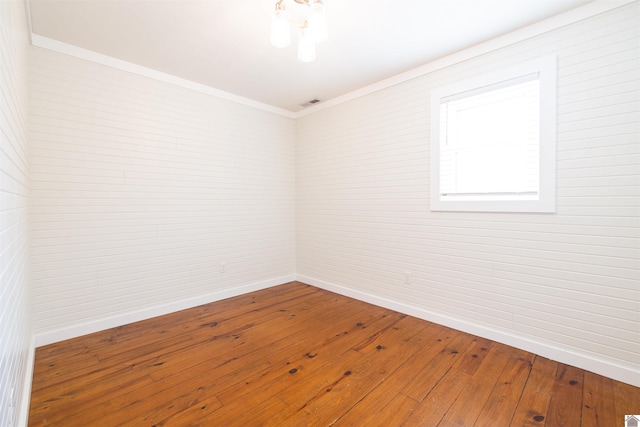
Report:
29,281,639,426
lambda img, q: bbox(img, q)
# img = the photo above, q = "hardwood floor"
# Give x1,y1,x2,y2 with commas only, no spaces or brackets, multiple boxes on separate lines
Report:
29,282,639,426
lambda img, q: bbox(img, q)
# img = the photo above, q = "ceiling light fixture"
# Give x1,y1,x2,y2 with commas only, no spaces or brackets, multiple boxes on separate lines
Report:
270,0,327,62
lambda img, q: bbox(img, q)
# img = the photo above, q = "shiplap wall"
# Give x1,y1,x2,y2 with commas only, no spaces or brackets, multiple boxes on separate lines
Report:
0,0,32,425
297,3,640,386
29,47,296,343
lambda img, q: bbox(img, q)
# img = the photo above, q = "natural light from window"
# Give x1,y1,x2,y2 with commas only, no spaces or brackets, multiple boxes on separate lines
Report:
430,56,556,212
440,76,539,200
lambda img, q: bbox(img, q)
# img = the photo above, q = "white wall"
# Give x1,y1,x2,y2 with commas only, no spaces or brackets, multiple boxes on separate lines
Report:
29,47,296,344
0,0,33,425
16,0,639,399
297,2,640,386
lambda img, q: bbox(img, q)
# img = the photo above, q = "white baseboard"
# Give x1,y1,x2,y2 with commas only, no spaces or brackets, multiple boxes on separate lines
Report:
33,275,296,348
28,272,640,388
18,336,35,427
297,274,640,388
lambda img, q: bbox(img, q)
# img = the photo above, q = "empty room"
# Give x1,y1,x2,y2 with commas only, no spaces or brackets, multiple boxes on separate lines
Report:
1,0,639,425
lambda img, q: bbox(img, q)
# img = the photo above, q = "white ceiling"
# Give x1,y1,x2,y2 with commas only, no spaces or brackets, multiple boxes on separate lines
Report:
29,0,594,113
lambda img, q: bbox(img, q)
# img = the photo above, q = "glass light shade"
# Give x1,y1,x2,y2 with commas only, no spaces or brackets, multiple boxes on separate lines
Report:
297,27,316,62
308,3,328,43
271,9,291,48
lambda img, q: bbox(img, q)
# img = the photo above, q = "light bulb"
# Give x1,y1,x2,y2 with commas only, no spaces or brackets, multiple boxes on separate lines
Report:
297,26,316,62
308,2,328,43
271,8,291,48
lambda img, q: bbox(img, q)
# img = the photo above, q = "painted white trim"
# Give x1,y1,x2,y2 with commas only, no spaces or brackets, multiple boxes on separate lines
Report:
297,274,640,388
33,275,296,347
296,0,637,117
24,0,33,45
18,336,35,427
429,55,557,213
30,34,296,119
27,1,634,118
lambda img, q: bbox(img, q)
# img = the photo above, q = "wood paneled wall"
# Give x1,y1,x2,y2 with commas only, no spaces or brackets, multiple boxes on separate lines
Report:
28,47,296,343
0,0,32,425
296,2,640,386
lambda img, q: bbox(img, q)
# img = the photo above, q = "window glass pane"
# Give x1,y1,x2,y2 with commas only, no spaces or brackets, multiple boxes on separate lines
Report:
430,55,556,212
439,77,540,198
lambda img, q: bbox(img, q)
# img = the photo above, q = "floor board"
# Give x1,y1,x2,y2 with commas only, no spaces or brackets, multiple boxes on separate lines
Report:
29,281,640,426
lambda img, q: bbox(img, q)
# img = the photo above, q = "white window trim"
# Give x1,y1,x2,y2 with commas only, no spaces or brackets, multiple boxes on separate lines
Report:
430,55,557,213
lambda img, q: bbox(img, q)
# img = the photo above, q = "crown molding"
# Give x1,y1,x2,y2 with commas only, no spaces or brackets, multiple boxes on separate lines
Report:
295,0,637,118
27,0,636,119
30,34,297,119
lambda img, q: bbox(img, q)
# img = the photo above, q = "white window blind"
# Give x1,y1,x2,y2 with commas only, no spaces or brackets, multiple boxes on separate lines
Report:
439,73,540,201
430,55,556,213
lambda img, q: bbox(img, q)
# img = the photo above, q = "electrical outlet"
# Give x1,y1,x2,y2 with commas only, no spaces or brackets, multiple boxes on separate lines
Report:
219,262,226,273
404,271,412,285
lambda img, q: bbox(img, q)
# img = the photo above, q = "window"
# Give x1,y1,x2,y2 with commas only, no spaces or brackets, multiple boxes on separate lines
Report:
430,56,556,212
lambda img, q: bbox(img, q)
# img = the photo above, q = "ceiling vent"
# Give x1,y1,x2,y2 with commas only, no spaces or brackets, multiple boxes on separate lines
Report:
301,98,321,107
